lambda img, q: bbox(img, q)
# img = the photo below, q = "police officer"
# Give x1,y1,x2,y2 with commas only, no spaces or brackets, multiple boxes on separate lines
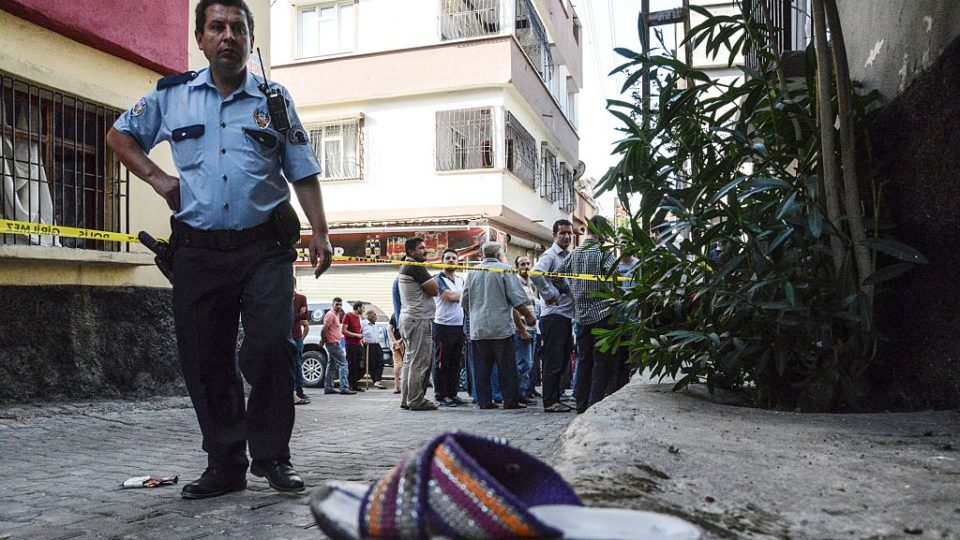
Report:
106,0,332,499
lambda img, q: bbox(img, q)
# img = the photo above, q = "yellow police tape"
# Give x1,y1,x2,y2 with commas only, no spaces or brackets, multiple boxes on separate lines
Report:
0,218,627,283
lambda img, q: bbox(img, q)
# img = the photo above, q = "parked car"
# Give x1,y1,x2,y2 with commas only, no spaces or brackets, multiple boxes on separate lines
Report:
300,300,393,387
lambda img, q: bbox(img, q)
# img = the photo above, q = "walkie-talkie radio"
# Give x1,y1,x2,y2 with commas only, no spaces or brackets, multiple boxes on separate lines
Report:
255,48,290,132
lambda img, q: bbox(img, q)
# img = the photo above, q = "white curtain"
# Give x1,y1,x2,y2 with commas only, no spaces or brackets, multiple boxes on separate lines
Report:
1,104,59,246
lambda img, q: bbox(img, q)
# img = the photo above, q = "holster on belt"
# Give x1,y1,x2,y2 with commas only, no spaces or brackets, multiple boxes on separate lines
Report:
271,199,302,248
138,229,175,284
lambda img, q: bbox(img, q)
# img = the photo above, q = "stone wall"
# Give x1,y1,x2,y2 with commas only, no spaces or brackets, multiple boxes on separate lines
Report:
867,34,960,410
0,286,183,403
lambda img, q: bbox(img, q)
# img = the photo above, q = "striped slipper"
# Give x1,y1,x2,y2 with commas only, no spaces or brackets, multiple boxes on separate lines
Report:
310,432,700,540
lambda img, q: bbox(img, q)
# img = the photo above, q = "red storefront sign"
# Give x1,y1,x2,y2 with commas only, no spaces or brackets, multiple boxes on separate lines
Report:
295,227,498,266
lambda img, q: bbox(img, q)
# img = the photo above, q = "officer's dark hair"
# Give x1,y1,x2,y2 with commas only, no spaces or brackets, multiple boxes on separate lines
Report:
552,219,573,235
441,248,458,259
332,297,342,303
404,237,424,256
195,0,255,36
352,301,364,311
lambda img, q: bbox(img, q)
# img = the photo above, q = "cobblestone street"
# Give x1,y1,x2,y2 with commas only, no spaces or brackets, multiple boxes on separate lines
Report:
0,386,574,539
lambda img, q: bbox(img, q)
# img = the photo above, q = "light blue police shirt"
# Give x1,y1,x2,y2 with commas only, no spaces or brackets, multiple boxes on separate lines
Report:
113,68,321,231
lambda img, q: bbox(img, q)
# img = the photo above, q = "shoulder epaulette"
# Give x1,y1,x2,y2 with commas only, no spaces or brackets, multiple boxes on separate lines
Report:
157,71,199,90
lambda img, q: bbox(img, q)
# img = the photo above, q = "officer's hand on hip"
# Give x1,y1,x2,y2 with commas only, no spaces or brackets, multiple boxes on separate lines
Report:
150,172,181,211
310,232,333,278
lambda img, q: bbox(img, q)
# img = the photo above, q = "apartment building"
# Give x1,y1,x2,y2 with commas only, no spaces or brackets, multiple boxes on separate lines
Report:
270,0,583,309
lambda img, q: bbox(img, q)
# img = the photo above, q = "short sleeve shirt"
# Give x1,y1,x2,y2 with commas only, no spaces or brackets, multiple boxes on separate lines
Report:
112,68,321,230
322,309,343,344
460,258,529,340
398,258,436,321
434,273,464,326
343,311,362,346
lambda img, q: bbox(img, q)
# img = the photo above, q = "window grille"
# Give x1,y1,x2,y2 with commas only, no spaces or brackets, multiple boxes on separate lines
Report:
558,163,574,213
504,112,537,189
436,107,494,171
540,148,558,202
439,0,501,40
306,117,363,181
0,71,128,250
742,0,809,71
515,0,554,84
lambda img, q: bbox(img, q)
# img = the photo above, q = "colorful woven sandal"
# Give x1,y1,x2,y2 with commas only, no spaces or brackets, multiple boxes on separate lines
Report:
310,432,701,540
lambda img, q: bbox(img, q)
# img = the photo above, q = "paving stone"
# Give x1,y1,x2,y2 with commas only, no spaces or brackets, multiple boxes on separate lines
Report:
0,389,570,538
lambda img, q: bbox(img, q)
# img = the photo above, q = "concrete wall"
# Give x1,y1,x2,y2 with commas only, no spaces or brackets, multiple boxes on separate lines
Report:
838,0,960,101
0,287,182,403
836,0,960,410
2,0,189,75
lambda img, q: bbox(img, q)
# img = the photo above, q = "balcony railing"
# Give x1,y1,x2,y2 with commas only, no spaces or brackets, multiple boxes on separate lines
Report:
439,0,501,41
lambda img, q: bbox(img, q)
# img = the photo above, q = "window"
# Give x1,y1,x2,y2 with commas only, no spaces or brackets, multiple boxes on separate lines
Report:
515,0,553,82
558,163,574,213
306,117,363,180
299,2,355,58
436,107,494,171
1,72,127,250
439,0,500,40
504,112,538,189
540,148,558,202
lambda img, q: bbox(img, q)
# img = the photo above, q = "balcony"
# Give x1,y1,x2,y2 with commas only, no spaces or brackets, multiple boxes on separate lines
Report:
273,36,578,158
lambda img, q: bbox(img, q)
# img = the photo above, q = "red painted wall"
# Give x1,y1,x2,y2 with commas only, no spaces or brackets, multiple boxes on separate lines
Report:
2,0,188,75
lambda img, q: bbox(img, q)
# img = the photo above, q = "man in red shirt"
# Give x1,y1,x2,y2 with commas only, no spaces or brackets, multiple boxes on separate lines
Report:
342,301,366,391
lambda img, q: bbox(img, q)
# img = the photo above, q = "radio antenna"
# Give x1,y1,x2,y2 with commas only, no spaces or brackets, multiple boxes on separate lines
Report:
255,47,269,91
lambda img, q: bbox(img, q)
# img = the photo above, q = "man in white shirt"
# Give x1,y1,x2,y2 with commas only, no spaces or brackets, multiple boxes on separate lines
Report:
432,249,467,407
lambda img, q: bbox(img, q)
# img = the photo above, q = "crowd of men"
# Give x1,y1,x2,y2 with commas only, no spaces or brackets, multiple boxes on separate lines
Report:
376,216,636,414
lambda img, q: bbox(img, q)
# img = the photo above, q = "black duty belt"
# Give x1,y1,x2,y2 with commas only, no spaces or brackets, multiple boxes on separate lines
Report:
172,219,276,250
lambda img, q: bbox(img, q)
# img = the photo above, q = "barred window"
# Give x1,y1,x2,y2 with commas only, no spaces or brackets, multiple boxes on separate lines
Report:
439,0,500,40
505,112,537,189
540,148,558,202
515,0,554,84
1,72,128,251
306,117,363,181
436,107,494,171
558,163,574,213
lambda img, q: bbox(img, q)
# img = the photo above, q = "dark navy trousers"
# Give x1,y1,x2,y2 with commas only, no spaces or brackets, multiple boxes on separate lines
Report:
173,238,297,472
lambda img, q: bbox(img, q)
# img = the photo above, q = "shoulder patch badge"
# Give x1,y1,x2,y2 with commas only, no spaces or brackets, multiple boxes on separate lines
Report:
253,108,271,129
130,97,147,117
288,125,309,145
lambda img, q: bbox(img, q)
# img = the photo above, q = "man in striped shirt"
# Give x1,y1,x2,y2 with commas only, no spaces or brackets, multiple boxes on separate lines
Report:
557,216,617,414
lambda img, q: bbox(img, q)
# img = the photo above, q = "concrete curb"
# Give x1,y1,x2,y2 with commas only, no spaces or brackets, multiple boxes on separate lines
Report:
554,378,959,539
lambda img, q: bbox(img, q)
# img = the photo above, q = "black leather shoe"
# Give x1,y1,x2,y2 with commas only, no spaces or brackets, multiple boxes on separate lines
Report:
181,468,247,499
250,460,305,493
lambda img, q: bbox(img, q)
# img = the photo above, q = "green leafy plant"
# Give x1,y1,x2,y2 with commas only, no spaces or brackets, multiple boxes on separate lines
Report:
595,1,925,411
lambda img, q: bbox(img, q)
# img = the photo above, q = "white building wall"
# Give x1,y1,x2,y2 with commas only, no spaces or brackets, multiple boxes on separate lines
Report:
298,89,509,218
273,0,524,64
358,0,446,53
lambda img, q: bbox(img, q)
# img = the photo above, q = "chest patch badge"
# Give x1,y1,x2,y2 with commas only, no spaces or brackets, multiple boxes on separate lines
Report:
253,108,271,129
130,97,147,117
288,125,309,145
